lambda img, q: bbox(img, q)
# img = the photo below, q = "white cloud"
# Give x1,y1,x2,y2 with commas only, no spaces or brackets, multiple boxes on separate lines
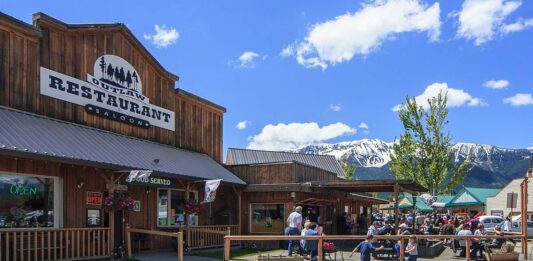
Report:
236,120,250,130
503,93,533,106
281,0,441,70
528,143,533,150
247,122,356,151
502,18,533,33
456,0,524,45
143,25,179,48
483,79,509,89
330,104,342,112
358,122,369,129
393,82,486,111
238,51,261,68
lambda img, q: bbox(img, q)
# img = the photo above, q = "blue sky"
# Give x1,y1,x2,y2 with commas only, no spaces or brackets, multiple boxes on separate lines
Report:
2,0,533,151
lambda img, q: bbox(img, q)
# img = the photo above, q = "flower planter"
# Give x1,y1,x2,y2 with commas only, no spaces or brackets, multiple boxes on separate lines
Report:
483,252,519,261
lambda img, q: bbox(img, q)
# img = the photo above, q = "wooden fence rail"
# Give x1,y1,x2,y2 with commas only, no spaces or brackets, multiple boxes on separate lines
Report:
185,225,238,249
126,226,184,261
224,234,525,261
0,227,111,261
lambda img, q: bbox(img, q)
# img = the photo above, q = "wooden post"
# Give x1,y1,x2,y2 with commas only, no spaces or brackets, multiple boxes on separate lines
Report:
224,236,231,261
465,238,471,261
185,183,191,246
521,177,529,259
412,195,417,229
125,224,132,258
317,235,323,261
394,184,400,233
399,236,404,261
232,186,242,236
177,232,184,261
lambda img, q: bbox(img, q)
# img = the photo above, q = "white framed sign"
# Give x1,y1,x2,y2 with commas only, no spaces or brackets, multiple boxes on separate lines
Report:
40,55,175,131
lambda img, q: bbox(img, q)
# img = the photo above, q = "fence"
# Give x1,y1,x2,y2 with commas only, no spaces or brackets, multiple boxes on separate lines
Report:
224,233,525,261
0,227,112,261
185,225,239,249
126,226,184,261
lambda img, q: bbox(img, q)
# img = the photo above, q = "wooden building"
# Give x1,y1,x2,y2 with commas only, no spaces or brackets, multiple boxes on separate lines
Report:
225,149,424,236
0,12,245,260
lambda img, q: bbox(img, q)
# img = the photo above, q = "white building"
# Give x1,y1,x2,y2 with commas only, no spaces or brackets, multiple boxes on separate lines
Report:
486,178,533,220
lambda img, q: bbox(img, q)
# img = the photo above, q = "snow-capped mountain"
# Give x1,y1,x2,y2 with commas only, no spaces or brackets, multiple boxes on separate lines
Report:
294,139,532,188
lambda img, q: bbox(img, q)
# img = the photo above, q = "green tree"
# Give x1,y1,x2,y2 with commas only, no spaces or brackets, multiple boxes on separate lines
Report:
390,92,471,195
340,154,356,180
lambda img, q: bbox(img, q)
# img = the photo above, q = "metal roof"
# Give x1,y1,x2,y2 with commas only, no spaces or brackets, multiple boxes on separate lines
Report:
0,106,245,185
226,148,345,177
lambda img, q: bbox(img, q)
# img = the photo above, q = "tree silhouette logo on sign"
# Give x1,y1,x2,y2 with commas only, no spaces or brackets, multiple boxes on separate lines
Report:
87,55,149,104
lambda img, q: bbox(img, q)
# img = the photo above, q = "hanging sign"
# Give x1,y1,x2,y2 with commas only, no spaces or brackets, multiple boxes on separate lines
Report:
86,192,103,205
203,179,222,203
39,54,175,131
126,175,176,188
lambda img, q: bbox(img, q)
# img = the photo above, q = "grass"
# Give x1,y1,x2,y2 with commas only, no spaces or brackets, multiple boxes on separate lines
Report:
191,248,283,260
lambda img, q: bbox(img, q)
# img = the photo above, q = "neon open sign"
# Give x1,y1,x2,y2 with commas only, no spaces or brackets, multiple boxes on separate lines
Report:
9,184,38,196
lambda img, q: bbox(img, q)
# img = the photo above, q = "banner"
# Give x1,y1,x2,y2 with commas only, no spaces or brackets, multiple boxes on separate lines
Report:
126,170,153,182
203,179,222,203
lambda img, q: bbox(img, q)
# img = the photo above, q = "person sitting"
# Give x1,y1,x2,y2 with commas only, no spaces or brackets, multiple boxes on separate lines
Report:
301,223,320,260
472,223,488,258
457,223,473,257
439,222,455,245
485,225,515,250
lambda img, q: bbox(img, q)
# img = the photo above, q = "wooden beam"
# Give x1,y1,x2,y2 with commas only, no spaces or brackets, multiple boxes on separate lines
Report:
394,184,400,233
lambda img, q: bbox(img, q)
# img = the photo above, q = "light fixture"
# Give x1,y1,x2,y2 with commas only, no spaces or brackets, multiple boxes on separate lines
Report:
153,158,160,164
290,192,296,198
77,181,85,189
527,168,533,179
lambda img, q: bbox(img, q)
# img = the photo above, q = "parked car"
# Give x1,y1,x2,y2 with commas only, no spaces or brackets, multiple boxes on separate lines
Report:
477,215,504,230
485,220,533,238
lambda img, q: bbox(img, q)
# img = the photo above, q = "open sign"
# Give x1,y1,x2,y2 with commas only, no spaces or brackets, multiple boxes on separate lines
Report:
87,192,103,205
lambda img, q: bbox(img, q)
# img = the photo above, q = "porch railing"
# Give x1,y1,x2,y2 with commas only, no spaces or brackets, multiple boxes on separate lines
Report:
0,227,111,261
185,225,239,249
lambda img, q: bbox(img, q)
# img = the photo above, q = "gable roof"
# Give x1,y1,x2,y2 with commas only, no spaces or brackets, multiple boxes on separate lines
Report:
382,193,433,211
226,148,345,177
448,187,501,206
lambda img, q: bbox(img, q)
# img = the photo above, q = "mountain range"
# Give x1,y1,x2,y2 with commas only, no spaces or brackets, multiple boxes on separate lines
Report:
294,139,532,189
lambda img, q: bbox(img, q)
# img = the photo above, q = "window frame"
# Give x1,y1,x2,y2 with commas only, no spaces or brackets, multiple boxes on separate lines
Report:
156,188,198,228
249,203,286,234
0,171,63,228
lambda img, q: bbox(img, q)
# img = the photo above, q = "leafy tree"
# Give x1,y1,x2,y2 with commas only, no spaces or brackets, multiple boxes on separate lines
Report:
390,92,472,195
119,68,125,84
132,71,138,90
114,66,120,82
340,153,356,180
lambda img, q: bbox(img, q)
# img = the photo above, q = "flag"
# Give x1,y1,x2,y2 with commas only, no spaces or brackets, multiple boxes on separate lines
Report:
126,170,153,182
203,179,222,203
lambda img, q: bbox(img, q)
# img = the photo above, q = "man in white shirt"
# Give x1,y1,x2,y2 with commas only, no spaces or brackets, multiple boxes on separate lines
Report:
457,223,473,257
285,206,303,256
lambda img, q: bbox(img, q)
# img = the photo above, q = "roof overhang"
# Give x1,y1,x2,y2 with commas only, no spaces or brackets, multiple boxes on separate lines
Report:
309,180,427,194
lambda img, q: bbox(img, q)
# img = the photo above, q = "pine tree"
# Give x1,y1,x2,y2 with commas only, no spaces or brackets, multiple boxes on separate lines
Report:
119,68,125,85
390,92,472,195
126,71,132,88
114,66,120,83
106,64,114,79
99,57,106,78
341,154,356,180
132,71,138,91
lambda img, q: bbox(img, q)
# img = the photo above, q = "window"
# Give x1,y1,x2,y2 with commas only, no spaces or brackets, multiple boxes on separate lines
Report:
250,204,284,233
157,189,197,227
0,173,61,228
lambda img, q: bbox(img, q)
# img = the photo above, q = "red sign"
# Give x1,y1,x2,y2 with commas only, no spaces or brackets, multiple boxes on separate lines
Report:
87,192,103,205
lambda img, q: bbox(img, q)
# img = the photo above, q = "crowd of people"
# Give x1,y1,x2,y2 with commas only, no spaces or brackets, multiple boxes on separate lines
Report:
286,206,518,261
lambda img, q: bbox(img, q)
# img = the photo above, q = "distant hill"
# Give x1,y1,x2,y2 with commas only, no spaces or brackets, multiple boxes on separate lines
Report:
294,139,532,189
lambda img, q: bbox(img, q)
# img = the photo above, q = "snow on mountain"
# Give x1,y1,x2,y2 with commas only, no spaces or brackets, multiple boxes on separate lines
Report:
294,139,531,169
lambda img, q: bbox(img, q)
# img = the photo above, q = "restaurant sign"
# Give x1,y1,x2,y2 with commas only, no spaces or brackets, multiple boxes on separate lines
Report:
126,176,176,188
39,55,175,131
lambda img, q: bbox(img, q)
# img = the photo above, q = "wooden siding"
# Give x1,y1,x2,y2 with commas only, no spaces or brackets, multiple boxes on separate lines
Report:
0,16,224,162
226,162,339,185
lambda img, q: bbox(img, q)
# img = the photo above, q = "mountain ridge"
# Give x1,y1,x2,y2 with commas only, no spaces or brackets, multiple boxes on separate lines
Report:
293,139,532,189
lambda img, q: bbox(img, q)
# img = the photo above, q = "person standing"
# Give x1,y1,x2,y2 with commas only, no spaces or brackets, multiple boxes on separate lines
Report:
405,235,418,261
286,206,303,256
503,217,511,232
350,234,384,261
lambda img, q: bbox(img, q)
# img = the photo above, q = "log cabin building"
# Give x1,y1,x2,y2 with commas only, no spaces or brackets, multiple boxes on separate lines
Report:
225,149,424,236
0,12,245,259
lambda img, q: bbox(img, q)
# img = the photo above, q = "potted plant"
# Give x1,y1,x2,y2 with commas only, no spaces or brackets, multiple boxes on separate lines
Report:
103,192,134,212
484,242,519,261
